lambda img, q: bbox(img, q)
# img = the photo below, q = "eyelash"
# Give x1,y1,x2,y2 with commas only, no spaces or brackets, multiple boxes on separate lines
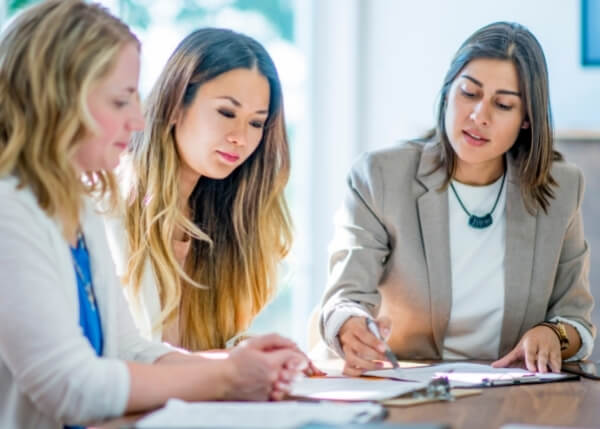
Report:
460,89,513,111
218,109,265,129
114,100,129,108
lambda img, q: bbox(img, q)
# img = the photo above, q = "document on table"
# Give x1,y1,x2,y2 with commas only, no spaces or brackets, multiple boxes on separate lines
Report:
365,362,576,387
290,376,427,401
136,400,386,428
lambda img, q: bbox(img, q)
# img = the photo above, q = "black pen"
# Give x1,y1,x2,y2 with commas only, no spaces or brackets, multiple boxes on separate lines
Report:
365,318,399,369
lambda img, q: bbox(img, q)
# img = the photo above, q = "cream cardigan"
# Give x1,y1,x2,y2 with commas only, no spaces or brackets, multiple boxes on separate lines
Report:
0,176,172,429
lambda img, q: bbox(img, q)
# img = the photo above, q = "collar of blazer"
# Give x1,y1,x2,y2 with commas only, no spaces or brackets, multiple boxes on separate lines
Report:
413,140,537,358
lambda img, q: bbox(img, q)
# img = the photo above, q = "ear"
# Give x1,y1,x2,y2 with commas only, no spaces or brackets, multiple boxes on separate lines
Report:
171,107,183,127
521,119,530,130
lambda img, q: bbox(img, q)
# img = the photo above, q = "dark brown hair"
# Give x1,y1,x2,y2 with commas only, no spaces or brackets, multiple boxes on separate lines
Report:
431,21,561,213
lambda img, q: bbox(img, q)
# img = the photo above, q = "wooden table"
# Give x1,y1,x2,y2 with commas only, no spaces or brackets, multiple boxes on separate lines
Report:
93,367,600,429
387,378,599,429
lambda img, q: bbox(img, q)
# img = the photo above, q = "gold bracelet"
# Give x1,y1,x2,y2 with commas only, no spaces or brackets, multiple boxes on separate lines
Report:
535,321,569,351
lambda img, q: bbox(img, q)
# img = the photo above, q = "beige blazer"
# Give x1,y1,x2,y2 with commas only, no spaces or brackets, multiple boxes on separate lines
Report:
320,140,595,359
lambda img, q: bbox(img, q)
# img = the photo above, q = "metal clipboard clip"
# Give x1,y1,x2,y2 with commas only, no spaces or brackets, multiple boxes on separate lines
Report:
410,376,455,402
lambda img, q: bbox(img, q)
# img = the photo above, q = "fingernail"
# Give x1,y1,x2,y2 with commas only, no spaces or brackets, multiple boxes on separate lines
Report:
381,328,390,338
377,344,386,353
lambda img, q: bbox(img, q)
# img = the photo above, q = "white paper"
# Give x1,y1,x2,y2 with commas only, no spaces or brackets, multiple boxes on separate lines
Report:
366,362,571,387
136,400,385,428
290,376,426,401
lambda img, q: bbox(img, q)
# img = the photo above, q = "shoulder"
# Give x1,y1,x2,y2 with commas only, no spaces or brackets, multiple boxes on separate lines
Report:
355,140,432,171
548,159,585,213
350,140,436,184
0,176,47,223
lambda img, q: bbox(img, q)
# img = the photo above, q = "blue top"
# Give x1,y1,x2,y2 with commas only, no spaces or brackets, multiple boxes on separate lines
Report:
71,234,103,355
66,235,103,429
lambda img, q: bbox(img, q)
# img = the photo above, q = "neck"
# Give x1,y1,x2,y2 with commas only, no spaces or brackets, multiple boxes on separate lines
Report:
178,165,200,209
453,158,505,186
175,165,199,242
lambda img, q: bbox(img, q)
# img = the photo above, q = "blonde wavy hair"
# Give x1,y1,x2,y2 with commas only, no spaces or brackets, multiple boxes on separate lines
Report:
0,0,138,234
124,28,292,350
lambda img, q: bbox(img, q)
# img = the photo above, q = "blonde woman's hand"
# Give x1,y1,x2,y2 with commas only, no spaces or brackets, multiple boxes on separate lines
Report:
338,316,391,376
492,325,562,373
226,334,307,401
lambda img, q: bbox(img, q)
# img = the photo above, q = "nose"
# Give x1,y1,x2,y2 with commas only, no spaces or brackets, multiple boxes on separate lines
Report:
226,122,248,146
469,101,491,127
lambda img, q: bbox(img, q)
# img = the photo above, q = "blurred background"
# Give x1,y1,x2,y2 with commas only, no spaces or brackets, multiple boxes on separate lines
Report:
2,0,599,360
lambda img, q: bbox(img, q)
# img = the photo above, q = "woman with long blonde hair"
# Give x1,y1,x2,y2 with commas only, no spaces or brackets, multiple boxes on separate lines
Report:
109,28,294,351
0,2,305,427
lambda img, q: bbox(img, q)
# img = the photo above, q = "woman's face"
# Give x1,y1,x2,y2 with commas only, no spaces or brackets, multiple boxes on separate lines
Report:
174,67,270,181
74,42,144,173
444,58,529,177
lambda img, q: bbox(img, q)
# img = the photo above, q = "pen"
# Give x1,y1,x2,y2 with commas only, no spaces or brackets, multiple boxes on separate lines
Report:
365,318,399,369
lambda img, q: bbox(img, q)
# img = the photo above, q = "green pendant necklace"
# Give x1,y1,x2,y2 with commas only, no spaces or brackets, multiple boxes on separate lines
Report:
450,173,506,229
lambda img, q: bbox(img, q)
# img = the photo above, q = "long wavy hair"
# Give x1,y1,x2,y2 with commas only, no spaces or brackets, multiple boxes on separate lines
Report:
0,0,138,235
123,28,292,350
430,21,561,213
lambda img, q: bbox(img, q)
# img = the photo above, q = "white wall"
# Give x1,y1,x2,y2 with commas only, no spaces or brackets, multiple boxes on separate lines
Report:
362,0,600,152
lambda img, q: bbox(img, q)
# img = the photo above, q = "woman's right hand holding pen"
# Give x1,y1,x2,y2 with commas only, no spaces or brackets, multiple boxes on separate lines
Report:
337,316,392,376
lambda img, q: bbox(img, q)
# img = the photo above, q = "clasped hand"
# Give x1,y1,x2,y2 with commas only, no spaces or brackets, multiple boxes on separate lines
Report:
226,334,324,401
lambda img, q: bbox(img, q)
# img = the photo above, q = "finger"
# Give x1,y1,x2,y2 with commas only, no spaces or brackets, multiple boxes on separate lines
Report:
377,316,392,340
352,336,387,361
277,369,296,383
246,333,296,351
536,350,549,374
265,349,307,373
305,360,326,376
492,347,519,368
344,346,383,372
342,360,365,377
270,388,287,401
353,326,388,356
273,380,292,393
524,344,538,372
548,349,562,373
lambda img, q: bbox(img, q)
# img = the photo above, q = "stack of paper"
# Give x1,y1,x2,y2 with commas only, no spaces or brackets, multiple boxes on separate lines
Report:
136,400,386,428
366,362,574,387
290,376,426,401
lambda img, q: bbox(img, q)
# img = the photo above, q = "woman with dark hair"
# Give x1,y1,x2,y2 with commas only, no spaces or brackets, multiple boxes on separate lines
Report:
106,28,301,352
319,22,595,376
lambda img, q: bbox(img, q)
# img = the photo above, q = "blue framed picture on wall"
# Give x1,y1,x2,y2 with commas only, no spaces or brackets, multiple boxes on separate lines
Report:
582,0,600,65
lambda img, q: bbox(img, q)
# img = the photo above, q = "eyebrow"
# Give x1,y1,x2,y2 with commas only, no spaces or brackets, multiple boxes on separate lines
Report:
461,74,521,97
217,96,269,114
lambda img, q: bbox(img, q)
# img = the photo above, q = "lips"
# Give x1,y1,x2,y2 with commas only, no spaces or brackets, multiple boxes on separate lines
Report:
217,150,240,163
462,129,490,147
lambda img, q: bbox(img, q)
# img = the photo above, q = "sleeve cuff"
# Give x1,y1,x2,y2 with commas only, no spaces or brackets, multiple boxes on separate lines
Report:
323,306,372,357
550,316,594,361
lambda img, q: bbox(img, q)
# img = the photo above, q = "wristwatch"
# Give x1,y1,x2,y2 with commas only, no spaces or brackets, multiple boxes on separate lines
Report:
537,321,569,351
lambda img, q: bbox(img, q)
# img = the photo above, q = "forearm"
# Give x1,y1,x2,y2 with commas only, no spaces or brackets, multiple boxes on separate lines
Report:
125,357,231,413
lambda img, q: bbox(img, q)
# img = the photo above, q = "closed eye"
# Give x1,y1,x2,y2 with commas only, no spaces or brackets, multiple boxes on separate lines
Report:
218,109,235,118
496,102,513,111
114,100,129,108
250,120,265,129
460,88,475,98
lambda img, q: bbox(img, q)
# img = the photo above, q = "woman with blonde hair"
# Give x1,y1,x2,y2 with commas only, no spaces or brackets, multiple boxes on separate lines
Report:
108,28,295,352
0,2,306,427
320,22,595,376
